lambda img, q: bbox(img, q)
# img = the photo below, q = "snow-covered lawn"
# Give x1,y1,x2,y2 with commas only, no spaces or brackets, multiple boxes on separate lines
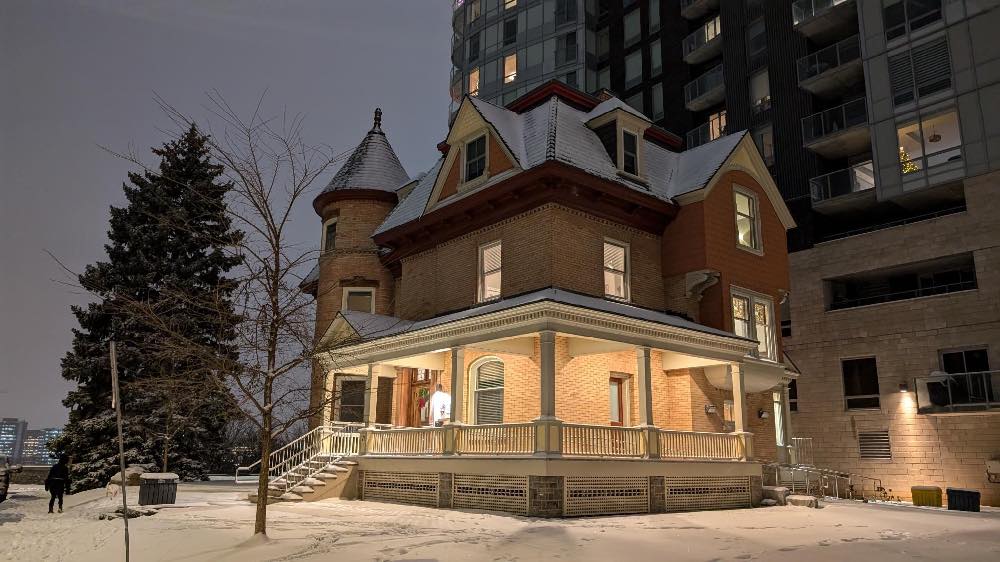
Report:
3,482,999,561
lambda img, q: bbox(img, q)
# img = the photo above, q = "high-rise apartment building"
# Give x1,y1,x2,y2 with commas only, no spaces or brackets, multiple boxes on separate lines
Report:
0,418,27,462
450,0,1000,504
20,428,62,465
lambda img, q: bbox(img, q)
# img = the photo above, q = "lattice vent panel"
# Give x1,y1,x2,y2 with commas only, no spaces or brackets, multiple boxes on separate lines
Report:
452,474,528,515
564,476,650,516
662,476,750,512
361,471,439,507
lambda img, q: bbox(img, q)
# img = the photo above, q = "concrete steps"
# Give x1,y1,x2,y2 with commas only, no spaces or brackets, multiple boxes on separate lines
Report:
246,459,357,504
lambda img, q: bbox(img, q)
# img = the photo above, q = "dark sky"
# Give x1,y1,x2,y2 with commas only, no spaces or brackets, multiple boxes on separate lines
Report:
0,0,452,428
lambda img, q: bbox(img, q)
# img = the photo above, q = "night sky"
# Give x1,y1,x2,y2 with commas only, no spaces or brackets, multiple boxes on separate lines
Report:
0,0,453,427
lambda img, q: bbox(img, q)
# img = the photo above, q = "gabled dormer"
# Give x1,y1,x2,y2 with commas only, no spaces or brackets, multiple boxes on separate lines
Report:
424,97,522,211
585,98,653,182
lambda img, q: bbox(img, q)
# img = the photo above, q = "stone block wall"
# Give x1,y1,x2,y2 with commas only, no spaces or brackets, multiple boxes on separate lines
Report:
527,475,564,517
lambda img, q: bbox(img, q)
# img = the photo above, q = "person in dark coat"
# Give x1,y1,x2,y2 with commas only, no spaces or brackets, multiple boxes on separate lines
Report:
45,455,70,513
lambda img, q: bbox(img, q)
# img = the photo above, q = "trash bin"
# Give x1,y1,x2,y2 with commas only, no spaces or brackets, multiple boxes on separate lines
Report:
911,486,942,507
946,488,980,512
139,472,179,506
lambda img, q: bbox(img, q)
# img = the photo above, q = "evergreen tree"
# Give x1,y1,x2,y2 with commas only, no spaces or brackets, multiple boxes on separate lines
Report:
55,125,242,490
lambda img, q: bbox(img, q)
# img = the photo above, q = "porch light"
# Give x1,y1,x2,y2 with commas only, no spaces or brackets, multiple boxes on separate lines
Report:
757,409,769,419
899,382,910,393
704,404,717,415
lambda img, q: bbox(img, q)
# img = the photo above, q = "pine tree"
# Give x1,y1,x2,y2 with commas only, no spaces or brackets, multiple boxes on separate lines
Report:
55,125,242,490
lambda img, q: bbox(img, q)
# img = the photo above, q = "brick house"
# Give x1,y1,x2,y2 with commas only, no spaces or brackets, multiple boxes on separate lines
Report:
298,83,798,516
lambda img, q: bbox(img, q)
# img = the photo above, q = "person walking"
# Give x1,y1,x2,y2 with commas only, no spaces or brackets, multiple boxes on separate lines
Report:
45,455,70,514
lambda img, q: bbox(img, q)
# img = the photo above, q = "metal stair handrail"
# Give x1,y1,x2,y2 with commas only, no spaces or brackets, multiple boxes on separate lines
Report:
235,422,363,487
764,461,886,501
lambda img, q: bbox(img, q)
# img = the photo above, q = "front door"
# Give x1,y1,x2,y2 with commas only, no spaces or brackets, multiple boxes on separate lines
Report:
609,377,625,426
407,368,437,427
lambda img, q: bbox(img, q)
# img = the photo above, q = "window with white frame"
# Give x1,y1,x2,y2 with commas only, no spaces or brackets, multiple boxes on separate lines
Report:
478,241,502,302
342,287,375,313
465,135,487,182
622,130,639,176
603,240,629,301
472,358,504,424
732,289,776,361
322,217,337,253
734,188,761,252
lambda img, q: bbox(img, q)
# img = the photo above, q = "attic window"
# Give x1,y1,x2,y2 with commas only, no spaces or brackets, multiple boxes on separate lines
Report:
465,135,487,182
622,130,638,175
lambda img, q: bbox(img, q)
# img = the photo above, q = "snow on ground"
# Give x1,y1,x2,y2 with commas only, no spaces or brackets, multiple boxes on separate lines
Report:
3,482,1000,561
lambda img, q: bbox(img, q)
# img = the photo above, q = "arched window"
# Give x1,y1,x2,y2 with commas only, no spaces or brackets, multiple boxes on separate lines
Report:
472,358,504,424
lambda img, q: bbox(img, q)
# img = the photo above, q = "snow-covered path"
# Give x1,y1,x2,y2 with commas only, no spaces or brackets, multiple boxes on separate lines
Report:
3,482,1000,561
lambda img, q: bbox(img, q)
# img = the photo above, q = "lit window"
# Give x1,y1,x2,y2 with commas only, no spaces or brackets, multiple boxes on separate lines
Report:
842,357,881,410
734,189,761,251
478,241,502,302
343,288,375,313
750,69,771,112
468,68,480,96
505,0,517,8
322,218,337,253
603,240,629,301
465,135,487,182
622,130,638,175
709,110,727,140
896,108,961,175
503,53,517,83
732,290,776,361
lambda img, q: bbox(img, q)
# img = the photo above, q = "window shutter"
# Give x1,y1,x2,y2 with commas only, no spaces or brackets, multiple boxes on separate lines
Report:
888,52,914,106
475,361,504,424
912,37,951,98
858,431,892,459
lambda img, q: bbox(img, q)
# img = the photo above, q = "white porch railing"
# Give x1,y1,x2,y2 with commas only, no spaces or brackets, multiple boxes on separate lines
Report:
658,429,747,461
562,424,647,458
455,423,535,455
365,427,445,456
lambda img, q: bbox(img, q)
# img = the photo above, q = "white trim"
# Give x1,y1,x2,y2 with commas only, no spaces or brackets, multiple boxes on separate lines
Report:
619,127,642,178
733,185,763,255
342,287,376,313
332,374,368,423
468,356,505,424
603,238,631,302
462,133,489,187
477,240,502,303
321,217,338,253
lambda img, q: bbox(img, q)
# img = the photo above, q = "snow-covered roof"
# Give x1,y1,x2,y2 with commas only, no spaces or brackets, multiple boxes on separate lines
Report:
336,287,749,344
373,94,747,236
320,109,410,194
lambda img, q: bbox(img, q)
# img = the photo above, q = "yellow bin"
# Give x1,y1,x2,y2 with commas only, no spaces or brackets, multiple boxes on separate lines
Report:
912,486,942,507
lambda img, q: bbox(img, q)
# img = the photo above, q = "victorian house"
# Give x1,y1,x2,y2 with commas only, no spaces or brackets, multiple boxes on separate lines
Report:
294,82,798,517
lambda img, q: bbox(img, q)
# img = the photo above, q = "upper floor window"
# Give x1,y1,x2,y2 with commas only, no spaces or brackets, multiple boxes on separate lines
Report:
465,135,487,182
888,36,951,107
504,53,517,83
622,130,639,176
504,18,517,45
624,9,641,47
625,50,643,89
941,347,990,375
467,0,481,24
468,32,480,63
649,0,660,34
753,123,775,167
650,39,662,77
555,0,577,25
750,69,771,113
322,218,337,253
343,287,375,313
469,68,480,96
732,289,776,361
734,188,761,252
884,0,942,41
603,240,630,301
746,19,767,69
478,241,502,302
842,357,880,410
897,107,961,175
651,83,664,121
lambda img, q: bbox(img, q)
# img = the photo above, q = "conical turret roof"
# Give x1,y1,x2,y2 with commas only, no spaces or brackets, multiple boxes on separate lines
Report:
321,108,410,194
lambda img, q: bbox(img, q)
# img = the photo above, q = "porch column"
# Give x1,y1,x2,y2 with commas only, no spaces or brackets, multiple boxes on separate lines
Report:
450,346,465,424
363,364,374,425
780,381,795,463
730,363,753,460
636,346,660,458
534,330,562,456
538,330,557,420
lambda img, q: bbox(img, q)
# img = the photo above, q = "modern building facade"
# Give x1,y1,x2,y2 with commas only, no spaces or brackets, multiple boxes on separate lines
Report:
20,428,62,465
0,418,27,462
294,82,801,516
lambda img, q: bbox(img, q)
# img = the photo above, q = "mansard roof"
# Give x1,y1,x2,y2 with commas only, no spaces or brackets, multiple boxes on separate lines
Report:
320,108,410,194
374,92,750,237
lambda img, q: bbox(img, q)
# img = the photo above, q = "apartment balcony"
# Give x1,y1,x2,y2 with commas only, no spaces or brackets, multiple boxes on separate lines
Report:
915,371,1000,415
792,0,858,44
801,98,869,159
685,64,725,112
680,0,720,21
797,35,863,98
682,20,723,65
810,160,875,213
687,120,727,149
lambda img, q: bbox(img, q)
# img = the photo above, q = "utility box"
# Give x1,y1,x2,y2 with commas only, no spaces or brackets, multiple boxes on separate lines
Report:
139,472,179,506
911,486,942,507
946,488,980,512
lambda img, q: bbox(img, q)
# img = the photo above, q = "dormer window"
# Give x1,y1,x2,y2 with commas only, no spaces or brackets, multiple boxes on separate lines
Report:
322,218,337,253
465,135,487,182
622,130,639,176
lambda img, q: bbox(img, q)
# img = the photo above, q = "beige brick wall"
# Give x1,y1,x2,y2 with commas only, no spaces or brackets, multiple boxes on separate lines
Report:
785,171,1000,505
